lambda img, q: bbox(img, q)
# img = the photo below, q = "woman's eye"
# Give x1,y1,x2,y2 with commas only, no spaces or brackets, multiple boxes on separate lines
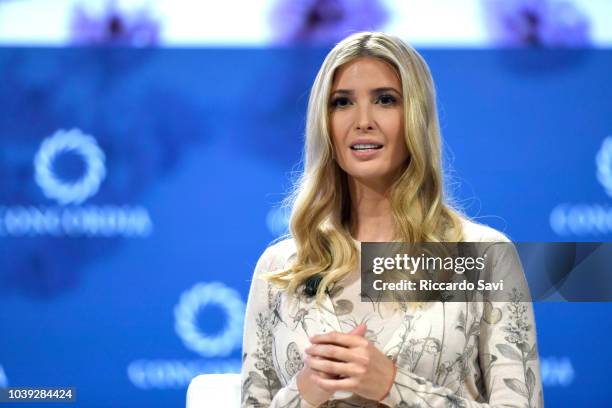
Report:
331,97,351,108
377,94,397,105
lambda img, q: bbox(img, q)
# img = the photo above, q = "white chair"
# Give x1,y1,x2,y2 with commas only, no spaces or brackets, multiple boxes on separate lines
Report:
187,373,242,408
186,373,350,406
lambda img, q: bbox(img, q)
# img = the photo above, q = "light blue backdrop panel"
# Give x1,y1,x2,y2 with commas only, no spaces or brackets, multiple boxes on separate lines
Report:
0,48,610,407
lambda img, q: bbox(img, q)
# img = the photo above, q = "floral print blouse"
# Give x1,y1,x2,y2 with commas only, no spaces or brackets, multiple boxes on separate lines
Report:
241,221,543,407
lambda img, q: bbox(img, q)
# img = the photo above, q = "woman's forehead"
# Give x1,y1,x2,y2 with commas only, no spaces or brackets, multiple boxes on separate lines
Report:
332,57,401,90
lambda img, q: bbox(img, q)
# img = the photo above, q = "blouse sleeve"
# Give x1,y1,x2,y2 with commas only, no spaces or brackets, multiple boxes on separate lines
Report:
241,246,318,408
380,243,544,408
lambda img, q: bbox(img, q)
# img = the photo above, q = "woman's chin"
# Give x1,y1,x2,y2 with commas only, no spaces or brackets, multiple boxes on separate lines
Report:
345,171,396,187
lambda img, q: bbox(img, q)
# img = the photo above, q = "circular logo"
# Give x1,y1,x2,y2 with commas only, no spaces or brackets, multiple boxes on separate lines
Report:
174,282,245,357
266,206,291,237
34,129,106,205
596,136,612,198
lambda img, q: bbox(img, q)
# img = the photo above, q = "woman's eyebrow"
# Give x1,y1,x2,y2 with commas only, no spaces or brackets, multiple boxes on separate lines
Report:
371,87,401,95
330,87,401,96
330,89,353,96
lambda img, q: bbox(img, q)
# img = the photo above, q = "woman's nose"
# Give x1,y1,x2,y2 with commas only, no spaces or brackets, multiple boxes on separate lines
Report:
355,105,375,131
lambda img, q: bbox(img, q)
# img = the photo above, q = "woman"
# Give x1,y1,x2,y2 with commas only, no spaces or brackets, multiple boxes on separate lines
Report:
241,32,542,407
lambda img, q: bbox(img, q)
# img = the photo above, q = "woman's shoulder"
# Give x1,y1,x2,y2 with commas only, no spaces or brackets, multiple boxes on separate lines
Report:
255,237,297,273
459,217,511,243
266,237,296,258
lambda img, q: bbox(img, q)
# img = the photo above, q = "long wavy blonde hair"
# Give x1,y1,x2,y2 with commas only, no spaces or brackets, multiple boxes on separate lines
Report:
264,32,465,305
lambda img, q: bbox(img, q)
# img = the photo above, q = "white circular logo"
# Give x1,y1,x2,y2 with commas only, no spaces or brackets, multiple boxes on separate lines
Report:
34,129,106,205
596,136,612,198
174,282,245,357
266,206,290,237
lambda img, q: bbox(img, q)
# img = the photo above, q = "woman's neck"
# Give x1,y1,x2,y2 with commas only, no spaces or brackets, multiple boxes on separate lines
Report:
348,177,396,242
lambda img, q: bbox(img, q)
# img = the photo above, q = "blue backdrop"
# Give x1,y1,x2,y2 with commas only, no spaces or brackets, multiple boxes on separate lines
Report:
0,48,610,407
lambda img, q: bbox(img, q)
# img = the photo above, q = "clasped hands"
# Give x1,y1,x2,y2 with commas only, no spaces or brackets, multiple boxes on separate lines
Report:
297,323,396,406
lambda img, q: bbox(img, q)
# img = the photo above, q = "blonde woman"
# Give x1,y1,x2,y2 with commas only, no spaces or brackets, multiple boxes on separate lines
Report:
241,32,542,407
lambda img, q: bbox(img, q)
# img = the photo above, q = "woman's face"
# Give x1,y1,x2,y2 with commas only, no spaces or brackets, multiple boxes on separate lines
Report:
329,57,408,187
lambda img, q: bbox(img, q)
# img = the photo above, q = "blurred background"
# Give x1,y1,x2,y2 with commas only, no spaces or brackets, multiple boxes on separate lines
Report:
0,0,611,406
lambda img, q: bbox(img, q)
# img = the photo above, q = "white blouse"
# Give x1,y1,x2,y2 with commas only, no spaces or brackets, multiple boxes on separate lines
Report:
241,220,543,407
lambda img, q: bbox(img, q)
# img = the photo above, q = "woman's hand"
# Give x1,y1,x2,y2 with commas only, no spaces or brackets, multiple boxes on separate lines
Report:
304,324,396,402
296,360,334,407
297,325,368,406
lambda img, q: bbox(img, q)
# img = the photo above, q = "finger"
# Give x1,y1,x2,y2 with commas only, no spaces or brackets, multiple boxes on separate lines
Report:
309,331,368,347
308,365,334,379
349,323,367,337
311,376,355,393
305,344,354,362
305,356,355,377
304,356,336,378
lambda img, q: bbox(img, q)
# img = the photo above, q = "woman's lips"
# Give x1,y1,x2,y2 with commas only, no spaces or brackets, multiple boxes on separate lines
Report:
350,145,383,159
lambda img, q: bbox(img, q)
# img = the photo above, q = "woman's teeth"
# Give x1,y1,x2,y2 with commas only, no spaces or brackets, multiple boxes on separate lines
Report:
350,144,383,150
